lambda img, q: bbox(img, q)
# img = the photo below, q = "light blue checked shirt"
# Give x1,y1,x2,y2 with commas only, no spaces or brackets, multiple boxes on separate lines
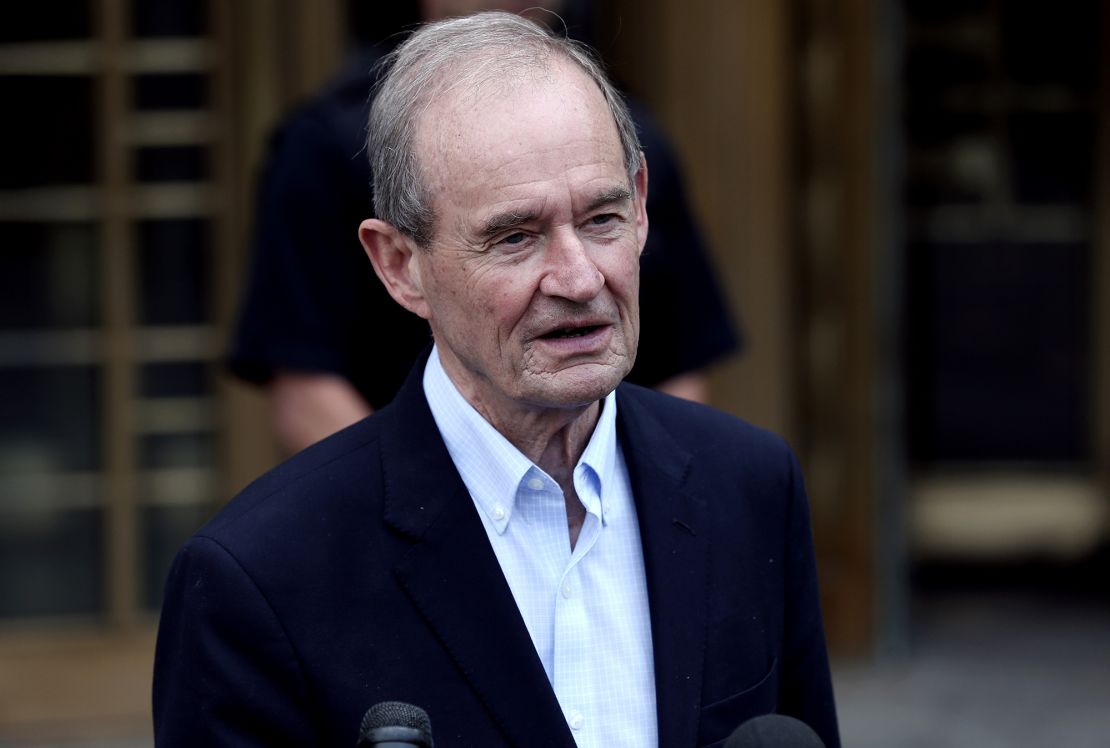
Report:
423,346,657,747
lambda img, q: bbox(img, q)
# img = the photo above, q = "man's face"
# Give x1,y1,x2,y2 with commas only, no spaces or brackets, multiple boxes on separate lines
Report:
411,61,647,417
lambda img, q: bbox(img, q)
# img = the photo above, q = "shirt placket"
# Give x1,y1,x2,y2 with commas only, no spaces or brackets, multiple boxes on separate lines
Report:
552,479,603,746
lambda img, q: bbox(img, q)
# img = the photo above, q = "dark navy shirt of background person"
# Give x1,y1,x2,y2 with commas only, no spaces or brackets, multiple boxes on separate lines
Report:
229,46,740,411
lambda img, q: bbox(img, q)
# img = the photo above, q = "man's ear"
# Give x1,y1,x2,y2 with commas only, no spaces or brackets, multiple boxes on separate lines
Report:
358,218,431,320
633,153,649,253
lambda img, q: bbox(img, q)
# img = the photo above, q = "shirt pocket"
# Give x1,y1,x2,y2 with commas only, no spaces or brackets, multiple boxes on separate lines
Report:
695,657,779,747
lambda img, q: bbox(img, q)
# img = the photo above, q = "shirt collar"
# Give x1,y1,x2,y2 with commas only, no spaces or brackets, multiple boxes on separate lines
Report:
422,345,620,533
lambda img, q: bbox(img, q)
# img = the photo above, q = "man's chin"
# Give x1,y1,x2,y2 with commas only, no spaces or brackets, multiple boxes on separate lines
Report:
522,363,628,409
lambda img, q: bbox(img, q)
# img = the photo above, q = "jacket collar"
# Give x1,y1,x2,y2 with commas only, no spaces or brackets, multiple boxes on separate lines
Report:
378,352,576,747
616,385,709,748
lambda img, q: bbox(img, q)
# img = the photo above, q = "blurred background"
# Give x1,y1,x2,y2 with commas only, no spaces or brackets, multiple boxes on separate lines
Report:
0,0,1106,745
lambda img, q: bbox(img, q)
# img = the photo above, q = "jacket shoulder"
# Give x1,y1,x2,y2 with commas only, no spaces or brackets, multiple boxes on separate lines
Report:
616,382,793,464
198,415,384,543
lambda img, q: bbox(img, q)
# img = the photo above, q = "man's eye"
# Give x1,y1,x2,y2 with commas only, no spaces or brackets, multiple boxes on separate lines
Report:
590,214,617,226
500,232,526,245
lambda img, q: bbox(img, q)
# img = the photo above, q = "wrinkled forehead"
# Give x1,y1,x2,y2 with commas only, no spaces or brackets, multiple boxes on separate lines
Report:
410,48,560,151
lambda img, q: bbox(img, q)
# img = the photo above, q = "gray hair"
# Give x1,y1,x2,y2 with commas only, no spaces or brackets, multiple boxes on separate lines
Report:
367,11,642,247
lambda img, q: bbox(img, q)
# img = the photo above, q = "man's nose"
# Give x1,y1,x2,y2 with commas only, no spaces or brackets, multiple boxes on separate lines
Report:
538,228,605,302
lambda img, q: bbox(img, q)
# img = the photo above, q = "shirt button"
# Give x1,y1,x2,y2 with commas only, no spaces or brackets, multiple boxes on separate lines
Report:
568,710,585,730
492,504,505,520
527,477,544,491
561,583,573,599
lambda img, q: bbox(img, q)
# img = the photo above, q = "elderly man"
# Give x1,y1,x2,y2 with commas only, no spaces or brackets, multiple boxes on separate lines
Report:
153,12,839,748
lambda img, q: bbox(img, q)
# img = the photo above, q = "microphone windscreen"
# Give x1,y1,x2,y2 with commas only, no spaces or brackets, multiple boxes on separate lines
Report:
724,714,825,748
358,701,433,746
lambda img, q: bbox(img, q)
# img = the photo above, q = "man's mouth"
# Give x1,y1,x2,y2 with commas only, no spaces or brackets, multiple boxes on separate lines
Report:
540,325,602,340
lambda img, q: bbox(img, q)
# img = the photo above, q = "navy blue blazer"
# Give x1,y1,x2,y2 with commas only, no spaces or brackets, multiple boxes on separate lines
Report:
153,358,840,747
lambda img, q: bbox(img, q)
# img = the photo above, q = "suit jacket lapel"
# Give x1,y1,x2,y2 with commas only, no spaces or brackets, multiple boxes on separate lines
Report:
378,357,576,748
617,385,710,748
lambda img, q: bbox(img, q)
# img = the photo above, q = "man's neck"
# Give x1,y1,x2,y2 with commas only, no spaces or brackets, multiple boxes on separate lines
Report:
431,348,607,548
472,396,600,478
434,350,603,475
468,396,601,550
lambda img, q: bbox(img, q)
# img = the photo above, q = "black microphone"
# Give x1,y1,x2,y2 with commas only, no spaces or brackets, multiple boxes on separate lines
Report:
724,714,825,747
356,701,434,747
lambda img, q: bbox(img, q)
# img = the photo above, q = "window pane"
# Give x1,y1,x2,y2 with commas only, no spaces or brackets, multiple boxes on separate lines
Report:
140,362,212,397
0,223,99,330
0,1,92,43
0,507,102,617
907,241,1091,462
139,432,214,469
133,73,208,111
0,366,100,473
137,219,211,325
999,1,1099,88
0,77,96,188
1008,112,1095,205
131,0,207,38
135,145,208,183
